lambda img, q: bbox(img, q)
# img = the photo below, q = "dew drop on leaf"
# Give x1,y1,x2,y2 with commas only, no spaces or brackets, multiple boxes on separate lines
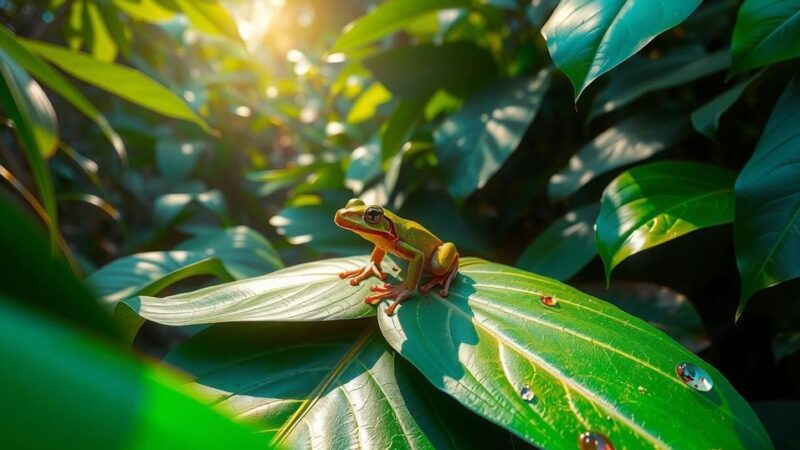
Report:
579,431,614,450
539,295,558,306
519,384,534,402
675,362,713,392
637,385,647,394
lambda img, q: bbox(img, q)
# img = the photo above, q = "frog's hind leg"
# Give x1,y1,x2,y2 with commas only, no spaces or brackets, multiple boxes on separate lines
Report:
420,243,459,297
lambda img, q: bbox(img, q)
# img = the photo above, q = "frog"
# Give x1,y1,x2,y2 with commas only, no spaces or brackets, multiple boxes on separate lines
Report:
334,198,459,315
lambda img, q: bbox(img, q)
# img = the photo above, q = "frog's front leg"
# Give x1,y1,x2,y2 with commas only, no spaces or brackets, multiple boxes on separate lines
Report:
420,242,459,297
365,242,423,315
339,246,386,285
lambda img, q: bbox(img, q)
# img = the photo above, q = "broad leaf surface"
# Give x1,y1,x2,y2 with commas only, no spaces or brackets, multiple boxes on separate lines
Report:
363,42,496,102
346,82,392,123
596,161,736,279
691,74,758,140
435,69,551,198
730,0,800,75
588,48,728,120
377,258,771,449
541,0,702,98
0,298,262,450
174,0,241,41
156,139,202,182
516,203,599,281
576,281,710,352
22,39,210,132
270,194,366,255
154,189,227,225
332,0,471,52
123,256,404,325
734,77,800,317
175,226,284,279
548,113,688,200
163,321,508,449
382,100,425,162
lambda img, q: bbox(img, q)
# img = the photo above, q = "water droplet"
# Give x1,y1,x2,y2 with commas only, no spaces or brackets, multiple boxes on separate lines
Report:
675,362,713,392
579,431,614,450
637,386,647,394
519,384,534,402
540,295,558,306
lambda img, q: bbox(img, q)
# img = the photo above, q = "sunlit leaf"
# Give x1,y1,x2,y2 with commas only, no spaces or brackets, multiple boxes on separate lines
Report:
363,41,496,102
596,161,736,280
588,48,728,121
86,1,117,62
174,0,241,41
0,27,125,159
0,298,263,450
541,0,702,99
346,81,392,123
124,256,404,325
345,141,382,194
436,69,551,198
22,39,211,133
175,226,284,279
516,203,599,280
377,258,770,448
548,113,688,200
113,0,176,22
98,2,132,57
576,281,711,352
58,192,122,222
154,190,227,225
332,0,471,52
730,0,800,75
691,73,759,141
734,77,800,318
164,321,508,448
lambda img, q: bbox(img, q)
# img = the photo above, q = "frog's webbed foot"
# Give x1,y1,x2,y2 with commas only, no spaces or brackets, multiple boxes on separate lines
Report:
420,265,458,297
365,283,414,315
339,261,386,286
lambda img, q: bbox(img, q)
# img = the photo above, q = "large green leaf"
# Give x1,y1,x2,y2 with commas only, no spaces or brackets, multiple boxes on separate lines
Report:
435,69,551,198
22,39,211,133
175,226,284,278
0,49,58,245
163,321,508,449
734,77,800,318
377,258,771,448
0,297,262,450
331,0,471,52
382,100,425,162
541,0,702,99
123,256,403,326
363,42,496,102
691,73,759,141
548,113,688,200
596,161,736,280
0,26,125,158
516,203,599,281
346,82,392,123
113,0,176,22
730,0,800,75
154,189,227,225
588,48,729,121
174,0,242,41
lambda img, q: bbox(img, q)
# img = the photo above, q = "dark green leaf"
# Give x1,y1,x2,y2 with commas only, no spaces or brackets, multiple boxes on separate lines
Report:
332,0,471,52
549,113,688,200
576,281,711,352
345,142,382,194
156,139,203,182
596,161,736,280
363,42,497,102
730,0,800,75
22,39,211,133
516,203,599,280
734,77,800,318
772,331,800,361
163,321,507,449
377,258,771,448
691,74,759,140
435,69,551,198
154,189,227,225
541,0,702,99
124,256,404,325
588,48,728,120
175,226,284,278
400,192,492,256
382,100,425,162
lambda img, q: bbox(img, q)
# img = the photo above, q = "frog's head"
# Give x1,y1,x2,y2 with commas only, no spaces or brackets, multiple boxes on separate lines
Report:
334,198,394,239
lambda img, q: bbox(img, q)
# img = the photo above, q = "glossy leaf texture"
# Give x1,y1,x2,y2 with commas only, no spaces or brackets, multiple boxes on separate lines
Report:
691,74,759,141
548,113,688,200
436,69,551,198
332,0,471,52
163,321,508,449
596,161,736,279
734,76,800,317
377,258,771,449
22,39,211,133
588,48,729,121
0,298,263,450
576,281,710,353
730,0,800,75
122,256,404,326
516,203,599,281
363,41,497,102
541,0,702,99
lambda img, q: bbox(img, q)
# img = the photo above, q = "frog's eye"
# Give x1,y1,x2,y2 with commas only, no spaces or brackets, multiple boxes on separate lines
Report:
346,198,365,208
363,206,383,224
